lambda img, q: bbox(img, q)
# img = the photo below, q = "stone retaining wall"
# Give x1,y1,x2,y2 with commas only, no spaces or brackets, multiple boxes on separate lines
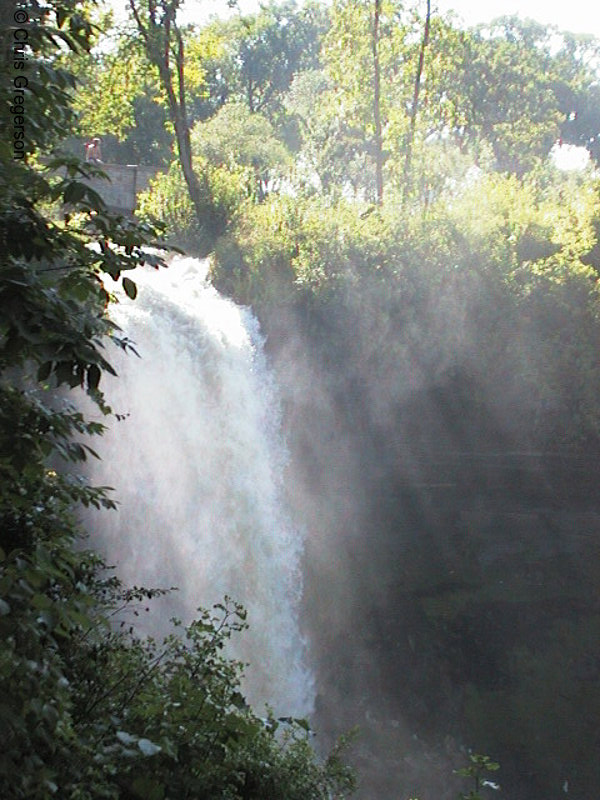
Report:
83,163,160,213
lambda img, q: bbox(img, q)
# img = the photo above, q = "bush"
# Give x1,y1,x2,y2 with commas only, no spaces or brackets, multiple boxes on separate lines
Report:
0,3,356,797
137,158,248,256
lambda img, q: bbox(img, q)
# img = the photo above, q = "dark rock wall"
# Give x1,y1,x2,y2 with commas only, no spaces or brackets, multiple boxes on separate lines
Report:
265,310,600,799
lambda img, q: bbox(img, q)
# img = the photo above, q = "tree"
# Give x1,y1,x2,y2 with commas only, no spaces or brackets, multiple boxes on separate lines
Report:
69,30,174,165
284,67,370,197
128,0,205,221
402,0,431,194
323,0,406,202
372,0,384,204
191,101,290,200
213,0,327,121
553,31,600,165
66,12,226,166
138,104,291,251
1,3,356,797
323,0,444,202
441,18,569,174
0,1,166,795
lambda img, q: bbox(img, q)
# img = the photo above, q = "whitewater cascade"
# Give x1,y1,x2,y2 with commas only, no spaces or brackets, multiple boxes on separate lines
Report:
86,255,314,717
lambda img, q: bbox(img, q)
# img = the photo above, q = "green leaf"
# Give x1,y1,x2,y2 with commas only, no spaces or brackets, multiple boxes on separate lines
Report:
122,277,138,299
130,776,165,800
63,181,87,204
37,361,53,381
31,594,52,610
87,364,101,391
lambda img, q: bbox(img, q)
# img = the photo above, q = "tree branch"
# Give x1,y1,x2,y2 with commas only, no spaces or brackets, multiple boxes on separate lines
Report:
403,0,431,195
372,0,383,205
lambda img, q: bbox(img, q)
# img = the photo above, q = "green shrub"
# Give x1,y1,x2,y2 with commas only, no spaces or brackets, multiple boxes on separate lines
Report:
137,159,247,256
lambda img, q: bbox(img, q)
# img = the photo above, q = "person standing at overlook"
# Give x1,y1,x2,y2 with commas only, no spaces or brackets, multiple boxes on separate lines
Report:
85,136,103,162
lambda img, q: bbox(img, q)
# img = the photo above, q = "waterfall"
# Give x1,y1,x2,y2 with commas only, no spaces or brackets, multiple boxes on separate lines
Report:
86,255,314,717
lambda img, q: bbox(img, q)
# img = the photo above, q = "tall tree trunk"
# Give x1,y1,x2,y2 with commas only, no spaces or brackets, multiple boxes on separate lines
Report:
403,0,431,195
372,0,384,206
129,0,205,223
172,26,206,221
157,64,206,220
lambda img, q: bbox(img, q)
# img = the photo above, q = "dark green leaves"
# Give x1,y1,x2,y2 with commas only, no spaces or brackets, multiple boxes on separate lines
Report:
87,363,101,390
122,276,138,299
456,753,501,800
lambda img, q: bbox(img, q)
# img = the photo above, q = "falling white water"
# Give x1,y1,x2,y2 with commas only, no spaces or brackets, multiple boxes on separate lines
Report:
86,255,314,717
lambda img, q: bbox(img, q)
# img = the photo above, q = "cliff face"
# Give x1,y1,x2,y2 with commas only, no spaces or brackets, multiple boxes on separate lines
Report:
317,444,600,798
263,308,600,800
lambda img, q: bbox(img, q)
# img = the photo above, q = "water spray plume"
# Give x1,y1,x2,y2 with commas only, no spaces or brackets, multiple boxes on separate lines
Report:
87,255,314,717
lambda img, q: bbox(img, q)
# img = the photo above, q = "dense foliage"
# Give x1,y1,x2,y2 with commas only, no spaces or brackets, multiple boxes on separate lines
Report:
5,0,600,797
0,2,355,798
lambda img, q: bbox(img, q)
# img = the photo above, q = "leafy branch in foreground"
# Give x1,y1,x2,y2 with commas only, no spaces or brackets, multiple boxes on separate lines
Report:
1,3,355,798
